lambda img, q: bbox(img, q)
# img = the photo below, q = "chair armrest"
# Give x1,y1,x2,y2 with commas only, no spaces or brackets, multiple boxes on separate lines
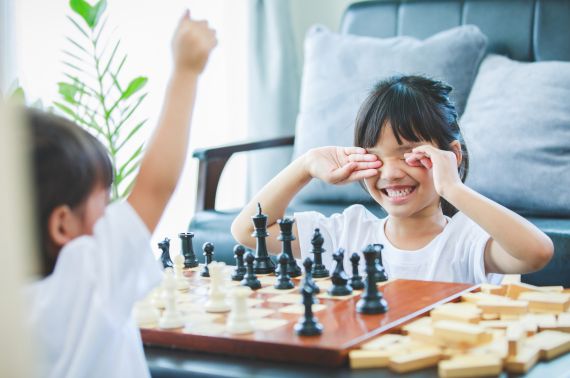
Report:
193,135,295,211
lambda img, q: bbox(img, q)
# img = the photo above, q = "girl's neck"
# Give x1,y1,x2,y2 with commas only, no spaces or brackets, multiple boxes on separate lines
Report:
384,207,448,250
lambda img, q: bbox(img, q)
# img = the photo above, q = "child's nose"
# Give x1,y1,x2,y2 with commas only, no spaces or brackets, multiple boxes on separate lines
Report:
379,160,406,180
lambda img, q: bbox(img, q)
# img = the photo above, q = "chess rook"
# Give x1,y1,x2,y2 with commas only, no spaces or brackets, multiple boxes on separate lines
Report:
310,228,330,278
231,244,247,281
158,237,173,269
200,242,214,277
179,232,198,268
328,249,353,296
356,246,388,314
275,217,302,277
251,203,276,274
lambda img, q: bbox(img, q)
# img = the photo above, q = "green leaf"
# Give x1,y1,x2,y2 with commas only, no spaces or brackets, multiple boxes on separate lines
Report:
101,40,121,77
119,177,136,198
9,87,26,104
58,82,80,105
113,93,147,136
116,119,147,151
118,144,144,176
69,0,107,29
120,77,147,101
54,101,81,120
66,15,90,39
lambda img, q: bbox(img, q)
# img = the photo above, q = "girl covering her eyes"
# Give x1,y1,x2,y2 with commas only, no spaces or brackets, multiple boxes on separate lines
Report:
231,75,553,284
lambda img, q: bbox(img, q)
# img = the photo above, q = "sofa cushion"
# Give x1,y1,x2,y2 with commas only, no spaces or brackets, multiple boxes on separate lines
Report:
293,25,487,204
462,54,570,216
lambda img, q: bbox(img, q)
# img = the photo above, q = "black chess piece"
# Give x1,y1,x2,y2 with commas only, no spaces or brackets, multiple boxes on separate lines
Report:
200,242,214,277
310,228,330,278
241,251,261,290
302,257,320,294
356,246,389,314
328,249,353,296
231,245,247,281
274,253,295,290
179,232,198,268
349,252,365,290
294,282,323,336
275,218,302,277
365,244,388,283
251,203,276,274
158,238,173,269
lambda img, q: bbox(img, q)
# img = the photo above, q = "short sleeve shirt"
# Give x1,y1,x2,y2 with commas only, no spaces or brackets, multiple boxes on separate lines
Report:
294,204,503,284
27,201,163,378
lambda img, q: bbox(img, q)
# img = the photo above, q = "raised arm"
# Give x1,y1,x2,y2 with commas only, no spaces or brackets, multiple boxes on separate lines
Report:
128,12,217,232
231,147,381,257
407,144,553,274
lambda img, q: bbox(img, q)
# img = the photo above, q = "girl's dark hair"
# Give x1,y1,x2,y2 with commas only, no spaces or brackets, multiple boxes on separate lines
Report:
353,75,469,217
26,108,113,276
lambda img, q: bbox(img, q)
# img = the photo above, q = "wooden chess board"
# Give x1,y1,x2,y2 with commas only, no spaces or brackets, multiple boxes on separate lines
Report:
140,268,477,367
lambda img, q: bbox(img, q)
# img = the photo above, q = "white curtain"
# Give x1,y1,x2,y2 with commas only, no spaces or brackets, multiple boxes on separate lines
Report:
246,0,360,198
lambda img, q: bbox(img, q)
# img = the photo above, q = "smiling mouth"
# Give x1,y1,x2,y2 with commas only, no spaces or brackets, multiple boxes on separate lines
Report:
381,186,416,202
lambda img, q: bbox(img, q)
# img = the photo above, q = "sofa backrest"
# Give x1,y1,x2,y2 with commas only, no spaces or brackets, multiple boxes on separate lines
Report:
341,0,570,62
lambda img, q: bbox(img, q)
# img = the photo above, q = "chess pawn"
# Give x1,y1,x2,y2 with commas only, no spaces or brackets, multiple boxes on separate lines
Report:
328,249,352,296
231,244,247,281
275,217,302,277
134,296,160,328
372,244,388,282
179,232,199,268
302,257,320,294
349,253,365,290
158,237,173,269
310,228,329,278
205,262,231,313
274,253,294,290
241,251,261,290
294,282,323,336
226,286,254,334
200,242,215,277
150,287,165,309
251,203,276,274
173,255,190,291
356,247,388,314
159,268,185,329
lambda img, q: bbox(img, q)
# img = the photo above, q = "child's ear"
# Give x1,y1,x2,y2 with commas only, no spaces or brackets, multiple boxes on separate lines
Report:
449,140,462,167
47,205,82,248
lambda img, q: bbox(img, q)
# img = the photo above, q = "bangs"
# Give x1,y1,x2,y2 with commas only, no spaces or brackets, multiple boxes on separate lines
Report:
84,131,114,189
354,76,458,150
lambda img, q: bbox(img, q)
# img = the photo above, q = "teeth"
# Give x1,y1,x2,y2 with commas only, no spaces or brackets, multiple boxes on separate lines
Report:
385,187,413,197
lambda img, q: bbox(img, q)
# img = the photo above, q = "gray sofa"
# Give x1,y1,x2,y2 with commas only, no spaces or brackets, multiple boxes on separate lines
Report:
188,0,570,286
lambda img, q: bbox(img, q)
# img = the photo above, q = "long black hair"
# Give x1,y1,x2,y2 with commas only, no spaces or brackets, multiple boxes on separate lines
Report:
353,75,469,216
26,108,113,276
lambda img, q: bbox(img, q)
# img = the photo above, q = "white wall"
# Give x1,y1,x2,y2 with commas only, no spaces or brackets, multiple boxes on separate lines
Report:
12,0,249,252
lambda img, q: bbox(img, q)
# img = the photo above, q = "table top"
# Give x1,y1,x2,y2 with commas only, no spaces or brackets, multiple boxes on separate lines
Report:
145,346,570,378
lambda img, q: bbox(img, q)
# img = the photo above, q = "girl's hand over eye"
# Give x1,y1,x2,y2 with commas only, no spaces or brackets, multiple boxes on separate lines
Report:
305,146,382,185
404,145,461,197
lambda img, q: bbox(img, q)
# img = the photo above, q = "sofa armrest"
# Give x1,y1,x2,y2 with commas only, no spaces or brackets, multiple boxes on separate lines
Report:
192,135,295,211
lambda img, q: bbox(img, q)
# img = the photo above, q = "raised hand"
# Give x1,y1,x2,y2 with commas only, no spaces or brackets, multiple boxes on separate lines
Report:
172,10,217,74
304,146,381,185
404,144,462,197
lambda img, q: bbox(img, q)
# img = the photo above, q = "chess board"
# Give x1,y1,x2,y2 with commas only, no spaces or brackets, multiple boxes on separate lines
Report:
140,268,477,367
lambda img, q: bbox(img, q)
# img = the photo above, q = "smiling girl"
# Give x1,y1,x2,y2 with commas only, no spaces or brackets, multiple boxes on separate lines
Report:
231,75,553,284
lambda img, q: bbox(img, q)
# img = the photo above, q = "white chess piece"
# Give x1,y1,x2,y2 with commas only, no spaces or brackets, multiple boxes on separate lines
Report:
134,296,160,328
227,286,254,334
204,262,230,313
173,254,190,291
159,268,184,329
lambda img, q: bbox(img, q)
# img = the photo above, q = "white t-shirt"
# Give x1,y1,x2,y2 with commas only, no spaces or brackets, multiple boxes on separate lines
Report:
295,204,503,285
27,201,163,378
